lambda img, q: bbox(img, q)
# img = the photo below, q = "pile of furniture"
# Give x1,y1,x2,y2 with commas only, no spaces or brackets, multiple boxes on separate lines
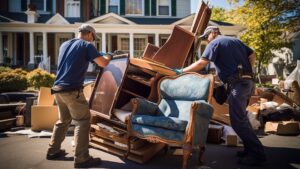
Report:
88,2,212,167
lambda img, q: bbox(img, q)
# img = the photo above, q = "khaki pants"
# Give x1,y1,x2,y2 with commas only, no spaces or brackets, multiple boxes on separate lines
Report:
47,90,91,163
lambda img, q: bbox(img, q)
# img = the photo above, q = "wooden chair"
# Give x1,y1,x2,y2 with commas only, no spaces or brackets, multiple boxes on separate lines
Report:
141,25,194,69
127,73,214,169
136,2,211,69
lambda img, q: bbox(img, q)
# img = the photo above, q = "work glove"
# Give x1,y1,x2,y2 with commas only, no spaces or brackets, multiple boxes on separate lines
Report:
173,68,183,75
106,50,128,60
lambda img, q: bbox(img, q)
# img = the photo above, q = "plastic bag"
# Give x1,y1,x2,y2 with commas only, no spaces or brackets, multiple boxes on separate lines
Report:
285,60,300,88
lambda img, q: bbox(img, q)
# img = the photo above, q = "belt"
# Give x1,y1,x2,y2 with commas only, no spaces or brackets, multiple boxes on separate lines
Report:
241,75,253,79
51,85,83,94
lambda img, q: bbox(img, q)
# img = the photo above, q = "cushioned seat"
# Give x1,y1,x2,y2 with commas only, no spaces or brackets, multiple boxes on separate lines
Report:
127,73,214,169
132,115,188,132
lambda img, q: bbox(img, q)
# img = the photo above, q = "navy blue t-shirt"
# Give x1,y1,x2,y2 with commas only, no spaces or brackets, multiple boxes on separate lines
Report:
54,39,103,89
201,36,253,81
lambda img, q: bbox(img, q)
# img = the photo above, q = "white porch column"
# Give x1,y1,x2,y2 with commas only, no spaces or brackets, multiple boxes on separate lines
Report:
0,32,3,64
42,32,48,59
29,32,34,64
155,33,159,46
101,33,106,53
129,33,134,58
74,32,79,38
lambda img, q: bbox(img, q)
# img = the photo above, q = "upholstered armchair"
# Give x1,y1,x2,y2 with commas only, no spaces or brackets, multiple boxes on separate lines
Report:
127,73,214,169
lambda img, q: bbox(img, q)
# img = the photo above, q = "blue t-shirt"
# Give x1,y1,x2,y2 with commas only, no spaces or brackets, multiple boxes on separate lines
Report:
54,39,103,89
201,36,253,81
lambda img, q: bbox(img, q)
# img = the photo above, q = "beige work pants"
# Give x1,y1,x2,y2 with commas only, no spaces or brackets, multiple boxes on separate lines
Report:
47,90,91,163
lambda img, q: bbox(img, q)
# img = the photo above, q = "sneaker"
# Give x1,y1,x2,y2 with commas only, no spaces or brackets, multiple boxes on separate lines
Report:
238,154,266,166
46,149,66,160
74,157,102,168
236,150,248,157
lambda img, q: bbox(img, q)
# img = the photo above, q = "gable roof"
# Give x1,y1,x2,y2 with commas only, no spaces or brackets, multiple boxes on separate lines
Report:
46,13,69,24
87,13,136,24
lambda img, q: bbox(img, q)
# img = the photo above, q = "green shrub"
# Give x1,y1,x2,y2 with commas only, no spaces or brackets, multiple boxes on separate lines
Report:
0,66,12,73
27,68,56,89
0,68,28,92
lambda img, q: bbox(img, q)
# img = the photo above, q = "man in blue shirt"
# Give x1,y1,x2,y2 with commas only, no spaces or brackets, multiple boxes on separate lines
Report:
177,26,266,166
46,24,112,168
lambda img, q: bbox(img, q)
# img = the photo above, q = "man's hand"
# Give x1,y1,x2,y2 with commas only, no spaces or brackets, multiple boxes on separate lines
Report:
173,68,183,75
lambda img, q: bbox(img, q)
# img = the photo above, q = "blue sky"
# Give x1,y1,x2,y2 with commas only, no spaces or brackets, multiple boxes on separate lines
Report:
191,0,238,13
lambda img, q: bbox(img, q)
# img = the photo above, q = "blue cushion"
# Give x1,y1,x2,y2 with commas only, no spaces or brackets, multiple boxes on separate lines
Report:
160,74,210,101
132,115,188,132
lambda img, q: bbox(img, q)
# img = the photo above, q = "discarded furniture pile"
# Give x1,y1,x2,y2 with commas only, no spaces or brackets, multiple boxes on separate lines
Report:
88,2,213,168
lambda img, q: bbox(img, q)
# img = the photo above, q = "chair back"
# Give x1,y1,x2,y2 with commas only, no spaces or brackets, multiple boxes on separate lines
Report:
151,25,194,68
159,73,212,101
157,73,214,120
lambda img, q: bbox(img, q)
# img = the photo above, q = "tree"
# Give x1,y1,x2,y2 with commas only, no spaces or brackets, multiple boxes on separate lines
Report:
210,7,228,22
225,0,300,74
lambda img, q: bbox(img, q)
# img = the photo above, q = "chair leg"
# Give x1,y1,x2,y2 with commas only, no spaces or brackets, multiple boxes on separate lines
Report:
164,145,169,154
198,146,205,164
124,135,131,158
182,147,191,169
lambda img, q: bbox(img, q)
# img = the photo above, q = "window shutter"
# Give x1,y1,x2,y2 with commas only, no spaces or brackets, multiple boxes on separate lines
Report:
21,0,27,11
100,0,106,15
151,0,156,16
171,0,176,16
145,0,150,16
46,0,52,12
120,0,125,15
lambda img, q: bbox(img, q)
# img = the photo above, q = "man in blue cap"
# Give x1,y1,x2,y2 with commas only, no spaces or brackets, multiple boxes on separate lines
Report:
46,24,113,168
175,26,266,166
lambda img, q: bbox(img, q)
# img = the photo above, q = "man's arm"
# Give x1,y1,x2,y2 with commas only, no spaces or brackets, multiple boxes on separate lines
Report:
93,55,111,68
182,58,209,73
248,52,256,68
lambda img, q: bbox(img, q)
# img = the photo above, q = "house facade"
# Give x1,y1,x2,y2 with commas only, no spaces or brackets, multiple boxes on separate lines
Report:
0,0,243,71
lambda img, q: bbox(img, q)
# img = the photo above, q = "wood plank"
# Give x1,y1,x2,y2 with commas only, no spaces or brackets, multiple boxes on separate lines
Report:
91,126,146,150
90,137,165,164
130,58,176,76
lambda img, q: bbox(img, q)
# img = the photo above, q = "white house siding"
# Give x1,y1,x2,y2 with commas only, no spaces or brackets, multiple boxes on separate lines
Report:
177,0,191,18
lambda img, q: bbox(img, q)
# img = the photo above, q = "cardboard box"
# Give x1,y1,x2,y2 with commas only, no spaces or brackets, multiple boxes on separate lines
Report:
226,135,238,146
31,106,58,131
207,124,224,144
264,121,300,135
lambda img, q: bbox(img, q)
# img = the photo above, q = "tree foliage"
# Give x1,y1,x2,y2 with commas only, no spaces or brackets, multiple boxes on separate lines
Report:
213,0,300,73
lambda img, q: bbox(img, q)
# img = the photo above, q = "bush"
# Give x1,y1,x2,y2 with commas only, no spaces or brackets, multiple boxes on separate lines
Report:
0,66,12,73
0,68,28,92
27,68,56,89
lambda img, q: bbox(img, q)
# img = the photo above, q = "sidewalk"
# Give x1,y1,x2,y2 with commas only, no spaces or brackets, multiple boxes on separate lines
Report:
0,132,299,169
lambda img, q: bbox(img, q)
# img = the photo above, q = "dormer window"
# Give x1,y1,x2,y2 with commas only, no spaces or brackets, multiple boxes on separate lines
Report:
65,0,80,17
9,0,52,13
125,0,143,15
108,0,119,14
157,0,170,16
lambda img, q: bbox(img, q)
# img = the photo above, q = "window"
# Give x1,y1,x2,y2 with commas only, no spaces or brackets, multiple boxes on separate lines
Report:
125,0,143,15
65,0,80,17
108,0,119,14
117,35,129,54
159,34,169,46
9,0,52,13
157,0,170,16
35,34,43,55
134,37,147,58
3,34,8,58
